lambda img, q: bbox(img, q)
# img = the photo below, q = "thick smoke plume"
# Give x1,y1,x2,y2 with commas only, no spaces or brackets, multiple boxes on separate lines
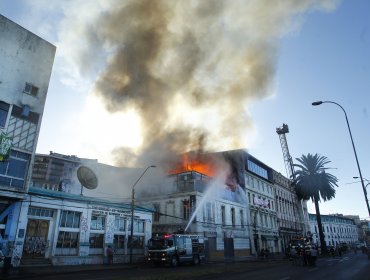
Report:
77,0,337,167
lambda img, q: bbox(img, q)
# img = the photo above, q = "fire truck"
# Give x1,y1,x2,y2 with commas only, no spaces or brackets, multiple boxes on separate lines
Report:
147,234,206,267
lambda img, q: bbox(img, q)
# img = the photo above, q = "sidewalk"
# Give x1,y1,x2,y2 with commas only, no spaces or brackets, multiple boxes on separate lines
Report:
2,254,287,279
2,263,134,279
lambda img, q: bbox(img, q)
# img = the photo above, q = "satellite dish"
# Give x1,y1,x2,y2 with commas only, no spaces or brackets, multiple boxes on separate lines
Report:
77,166,98,190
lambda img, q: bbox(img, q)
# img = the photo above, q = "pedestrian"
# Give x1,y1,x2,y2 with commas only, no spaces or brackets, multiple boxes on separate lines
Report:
330,246,335,257
303,246,310,266
310,246,318,266
106,245,114,265
265,248,270,259
0,248,4,270
290,247,298,265
1,240,12,277
338,246,342,257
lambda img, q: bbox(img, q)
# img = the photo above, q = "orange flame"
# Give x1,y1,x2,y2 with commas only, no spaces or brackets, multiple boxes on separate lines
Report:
168,153,216,177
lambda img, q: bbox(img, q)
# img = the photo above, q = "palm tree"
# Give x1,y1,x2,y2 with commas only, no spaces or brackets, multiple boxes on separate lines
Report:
292,153,338,255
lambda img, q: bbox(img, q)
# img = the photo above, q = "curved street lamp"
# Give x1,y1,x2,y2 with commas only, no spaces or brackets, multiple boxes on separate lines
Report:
353,176,370,197
129,165,156,264
312,101,370,217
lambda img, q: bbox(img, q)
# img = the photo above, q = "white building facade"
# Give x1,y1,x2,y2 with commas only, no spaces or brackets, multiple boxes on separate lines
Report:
272,171,305,251
13,153,154,266
309,214,358,247
245,154,279,255
14,188,152,266
144,170,251,259
143,150,283,258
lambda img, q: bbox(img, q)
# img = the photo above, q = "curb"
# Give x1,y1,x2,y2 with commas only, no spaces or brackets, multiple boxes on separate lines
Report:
4,257,287,279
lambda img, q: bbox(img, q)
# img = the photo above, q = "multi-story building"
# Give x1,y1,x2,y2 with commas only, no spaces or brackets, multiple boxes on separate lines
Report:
358,219,370,246
245,154,279,255
16,152,153,266
272,170,304,251
309,214,358,247
0,14,56,257
140,151,251,260
141,149,283,258
344,215,369,246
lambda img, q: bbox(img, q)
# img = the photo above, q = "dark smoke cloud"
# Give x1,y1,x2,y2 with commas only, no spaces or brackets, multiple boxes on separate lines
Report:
77,0,338,167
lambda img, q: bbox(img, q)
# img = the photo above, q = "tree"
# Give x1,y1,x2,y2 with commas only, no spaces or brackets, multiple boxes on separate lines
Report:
293,153,338,255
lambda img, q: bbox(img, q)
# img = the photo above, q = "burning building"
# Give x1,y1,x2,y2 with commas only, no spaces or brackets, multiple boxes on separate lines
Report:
139,149,276,258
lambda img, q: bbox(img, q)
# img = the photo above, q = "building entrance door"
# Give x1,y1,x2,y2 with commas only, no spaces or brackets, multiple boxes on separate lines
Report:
22,219,49,258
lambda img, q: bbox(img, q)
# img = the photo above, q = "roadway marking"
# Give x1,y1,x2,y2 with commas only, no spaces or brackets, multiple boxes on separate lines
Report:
279,277,291,280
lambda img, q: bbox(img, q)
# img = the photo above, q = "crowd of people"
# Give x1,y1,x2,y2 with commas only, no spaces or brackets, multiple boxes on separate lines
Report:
287,244,318,266
286,241,370,267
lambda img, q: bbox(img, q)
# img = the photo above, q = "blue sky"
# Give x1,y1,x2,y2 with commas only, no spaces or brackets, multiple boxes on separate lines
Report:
1,0,370,219
250,0,370,219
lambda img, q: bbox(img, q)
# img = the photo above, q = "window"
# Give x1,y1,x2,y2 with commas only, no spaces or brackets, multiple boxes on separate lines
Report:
114,216,126,232
183,200,190,220
128,236,144,249
247,160,268,179
91,215,105,230
231,208,235,227
204,202,214,223
28,207,53,218
113,234,125,250
56,210,80,256
11,105,39,124
221,206,226,226
60,211,80,228
134,220,144,233
240,210,244,228
0,101,9,127
0,150,30,189
89,233,104,248
23,82,39,97
57,231,79,249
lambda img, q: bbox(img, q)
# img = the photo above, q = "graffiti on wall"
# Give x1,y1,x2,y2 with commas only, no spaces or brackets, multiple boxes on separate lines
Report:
23,237,47,257
105,215,115,244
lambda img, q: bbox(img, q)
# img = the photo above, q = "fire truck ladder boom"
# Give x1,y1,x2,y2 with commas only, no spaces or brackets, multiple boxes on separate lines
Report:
276,123,309,236
276,123,295,179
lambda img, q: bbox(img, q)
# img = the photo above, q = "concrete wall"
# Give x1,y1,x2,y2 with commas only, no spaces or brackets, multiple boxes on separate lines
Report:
0,15,56,113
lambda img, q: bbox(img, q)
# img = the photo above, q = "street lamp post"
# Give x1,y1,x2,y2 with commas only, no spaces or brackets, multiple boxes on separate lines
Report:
312,100,370,217
129,165,156,264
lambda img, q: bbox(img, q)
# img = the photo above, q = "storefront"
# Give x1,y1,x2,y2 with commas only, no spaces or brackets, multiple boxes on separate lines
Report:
11,188,153,266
